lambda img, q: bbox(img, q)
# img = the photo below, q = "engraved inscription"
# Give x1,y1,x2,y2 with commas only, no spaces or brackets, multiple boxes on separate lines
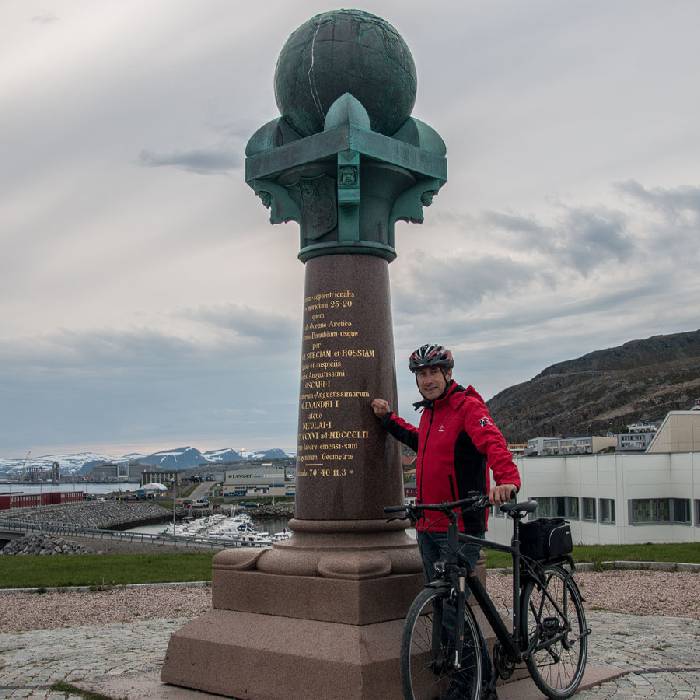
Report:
297,287,374,478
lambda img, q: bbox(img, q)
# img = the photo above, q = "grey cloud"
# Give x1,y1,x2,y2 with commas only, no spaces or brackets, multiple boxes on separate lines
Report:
616,180,700,259
616,180,700,221
395,253,538,316
397,275,669,346
563,207,628,272
483,211,551,238
179,304,299,343
484,204,631,273
0,329,201,375
31,14,58,24
138,148,241,175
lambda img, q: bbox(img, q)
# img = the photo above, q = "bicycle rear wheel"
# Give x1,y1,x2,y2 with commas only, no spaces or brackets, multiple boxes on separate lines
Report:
523,566,588,698
401,586,482,700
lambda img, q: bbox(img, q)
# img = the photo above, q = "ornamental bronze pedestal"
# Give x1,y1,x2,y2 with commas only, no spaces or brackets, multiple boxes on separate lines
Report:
162,10,453,699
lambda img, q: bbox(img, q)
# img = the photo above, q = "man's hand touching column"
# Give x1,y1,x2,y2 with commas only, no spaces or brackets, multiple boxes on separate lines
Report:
370,398,391,418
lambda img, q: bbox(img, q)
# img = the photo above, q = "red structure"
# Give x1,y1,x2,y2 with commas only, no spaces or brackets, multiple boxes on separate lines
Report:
0,491,84,510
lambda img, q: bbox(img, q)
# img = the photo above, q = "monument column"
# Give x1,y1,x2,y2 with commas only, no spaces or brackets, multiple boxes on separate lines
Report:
162,10,447,699
295,254,401,521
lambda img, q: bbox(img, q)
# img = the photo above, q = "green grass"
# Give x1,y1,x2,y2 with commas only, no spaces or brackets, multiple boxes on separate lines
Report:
2,542,698,588
484,541,700,569
0,552,215,589
50,682,115,700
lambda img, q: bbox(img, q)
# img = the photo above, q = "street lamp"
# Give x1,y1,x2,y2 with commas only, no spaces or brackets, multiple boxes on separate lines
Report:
171,478,177,537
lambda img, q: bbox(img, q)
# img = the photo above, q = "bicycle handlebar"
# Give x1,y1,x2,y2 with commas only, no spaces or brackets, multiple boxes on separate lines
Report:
384,492,492,519
384,505,411,514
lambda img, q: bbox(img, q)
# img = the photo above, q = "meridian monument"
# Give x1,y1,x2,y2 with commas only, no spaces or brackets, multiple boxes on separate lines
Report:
162,10,448,698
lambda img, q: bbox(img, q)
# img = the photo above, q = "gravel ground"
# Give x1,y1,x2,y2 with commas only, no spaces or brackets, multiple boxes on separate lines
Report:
0,585,212,633
486,569,700,620
0,570,697,634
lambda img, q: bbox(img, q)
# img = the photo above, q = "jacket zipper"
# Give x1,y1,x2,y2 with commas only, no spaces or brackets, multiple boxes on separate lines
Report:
448,474,457,501
418,408,434,504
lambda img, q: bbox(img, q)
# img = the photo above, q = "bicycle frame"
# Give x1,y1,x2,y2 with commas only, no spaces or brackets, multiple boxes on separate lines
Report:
455,519,527,662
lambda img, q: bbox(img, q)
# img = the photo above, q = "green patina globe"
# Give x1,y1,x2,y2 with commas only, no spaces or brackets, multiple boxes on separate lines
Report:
274,9,417,137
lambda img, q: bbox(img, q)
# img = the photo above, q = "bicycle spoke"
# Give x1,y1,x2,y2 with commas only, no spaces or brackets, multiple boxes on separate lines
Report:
524,567,588,698
401,588,482,700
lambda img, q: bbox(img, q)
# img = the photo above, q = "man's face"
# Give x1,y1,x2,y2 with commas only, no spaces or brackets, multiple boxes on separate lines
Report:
416,366,451,401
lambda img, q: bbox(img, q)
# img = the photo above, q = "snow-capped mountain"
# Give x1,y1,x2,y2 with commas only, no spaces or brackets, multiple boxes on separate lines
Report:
0,445,294,477
137,447,206,469
255,448,289,460
0,452,133,476
202,448,243,463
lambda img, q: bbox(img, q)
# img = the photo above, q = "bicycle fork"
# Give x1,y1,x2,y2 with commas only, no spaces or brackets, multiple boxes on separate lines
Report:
454,574,467,668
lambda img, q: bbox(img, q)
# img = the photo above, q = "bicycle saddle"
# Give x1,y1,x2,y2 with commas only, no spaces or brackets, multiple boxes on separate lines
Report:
500,500,538,515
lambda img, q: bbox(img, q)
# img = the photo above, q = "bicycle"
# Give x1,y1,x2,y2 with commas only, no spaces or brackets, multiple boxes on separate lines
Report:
385,493,590,700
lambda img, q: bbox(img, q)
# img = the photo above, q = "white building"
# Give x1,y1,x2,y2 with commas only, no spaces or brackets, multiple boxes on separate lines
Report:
526,435,616,456
487,451,700,546
646,409,700,453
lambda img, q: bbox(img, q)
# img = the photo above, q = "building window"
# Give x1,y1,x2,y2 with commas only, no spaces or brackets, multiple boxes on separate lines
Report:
533,496,579,520
566,497,579,520
630,499,669,524
695,500,700,527
582,497,596,521
671,499,691,524
533,497,556,518
599,498,615,524
629,498,691,525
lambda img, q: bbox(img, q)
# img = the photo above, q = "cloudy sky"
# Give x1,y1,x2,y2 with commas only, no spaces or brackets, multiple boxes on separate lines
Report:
2,0,699,458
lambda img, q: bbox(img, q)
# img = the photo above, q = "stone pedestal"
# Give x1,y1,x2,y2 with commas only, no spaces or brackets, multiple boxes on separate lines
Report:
163,612,409,700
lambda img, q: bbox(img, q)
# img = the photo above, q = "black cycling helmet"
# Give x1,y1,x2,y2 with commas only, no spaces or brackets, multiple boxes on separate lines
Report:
408,344,454,373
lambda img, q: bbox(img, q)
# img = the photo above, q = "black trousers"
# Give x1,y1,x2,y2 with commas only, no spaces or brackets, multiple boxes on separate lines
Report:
417,530,493,682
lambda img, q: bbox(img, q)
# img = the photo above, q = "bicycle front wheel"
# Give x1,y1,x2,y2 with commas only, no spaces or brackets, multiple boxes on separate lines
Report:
401,586,482,700
523,566,588,699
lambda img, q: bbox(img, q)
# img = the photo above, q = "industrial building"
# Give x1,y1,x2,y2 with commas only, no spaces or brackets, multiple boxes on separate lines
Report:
222,466,294,497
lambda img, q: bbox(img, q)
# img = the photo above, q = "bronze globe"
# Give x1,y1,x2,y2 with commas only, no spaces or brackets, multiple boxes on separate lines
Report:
274,9,417,137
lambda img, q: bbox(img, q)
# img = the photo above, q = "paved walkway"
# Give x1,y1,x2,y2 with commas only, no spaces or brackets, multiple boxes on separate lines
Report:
0,612,698,699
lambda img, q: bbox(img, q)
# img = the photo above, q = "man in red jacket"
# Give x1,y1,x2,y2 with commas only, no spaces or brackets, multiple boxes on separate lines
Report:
371,343,520,580
373,344,519,697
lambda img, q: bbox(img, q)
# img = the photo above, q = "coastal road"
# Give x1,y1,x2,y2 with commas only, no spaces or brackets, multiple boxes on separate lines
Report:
187,481,215,501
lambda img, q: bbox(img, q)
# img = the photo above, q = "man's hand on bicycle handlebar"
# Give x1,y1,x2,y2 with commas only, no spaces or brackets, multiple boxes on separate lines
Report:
489,483,517,505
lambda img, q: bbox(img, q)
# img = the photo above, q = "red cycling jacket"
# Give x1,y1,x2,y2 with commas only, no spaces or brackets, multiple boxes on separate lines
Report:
382,382,521,533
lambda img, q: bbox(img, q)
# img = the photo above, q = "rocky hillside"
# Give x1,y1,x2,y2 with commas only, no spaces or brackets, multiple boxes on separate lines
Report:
487,329,700,442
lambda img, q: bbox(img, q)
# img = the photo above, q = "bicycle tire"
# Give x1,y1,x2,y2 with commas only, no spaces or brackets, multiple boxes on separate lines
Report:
523,566,588,699
401,586,482,700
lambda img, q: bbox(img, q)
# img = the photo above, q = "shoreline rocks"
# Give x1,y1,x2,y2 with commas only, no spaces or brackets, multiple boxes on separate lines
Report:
2,501,170,529
246,503,294,519
0,534,96,556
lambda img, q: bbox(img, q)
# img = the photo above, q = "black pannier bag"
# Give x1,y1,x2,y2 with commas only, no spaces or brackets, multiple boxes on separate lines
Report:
520,517,573,561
